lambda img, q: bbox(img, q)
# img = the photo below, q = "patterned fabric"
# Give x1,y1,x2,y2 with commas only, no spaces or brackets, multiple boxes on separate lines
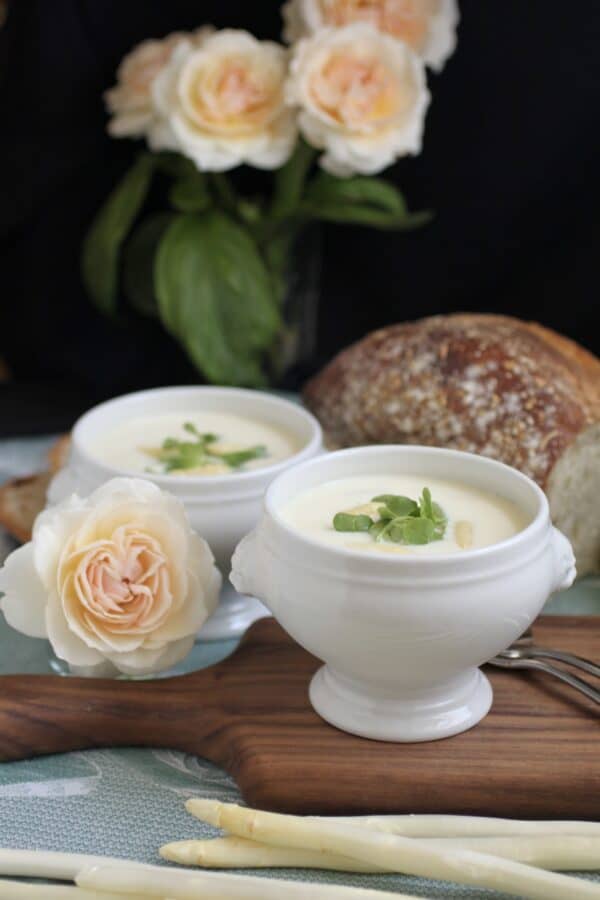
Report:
0,436,598,897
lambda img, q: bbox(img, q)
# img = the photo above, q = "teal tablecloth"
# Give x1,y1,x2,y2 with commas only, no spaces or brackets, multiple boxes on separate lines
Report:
0,436,599,898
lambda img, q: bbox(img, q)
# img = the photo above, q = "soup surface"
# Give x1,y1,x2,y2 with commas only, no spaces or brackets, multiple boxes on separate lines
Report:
92,411,302,476
279,474,530,555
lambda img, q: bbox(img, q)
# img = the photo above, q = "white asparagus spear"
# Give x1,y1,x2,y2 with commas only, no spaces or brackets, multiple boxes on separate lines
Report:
186,799,600,900
160,837,376,872
160,833,600,872
76,863,427,900
0,879,143,899
328,814,600,838
190,799,600,838
0,849,157,883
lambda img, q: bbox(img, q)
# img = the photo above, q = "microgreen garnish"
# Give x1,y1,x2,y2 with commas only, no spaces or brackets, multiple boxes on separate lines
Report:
333,488,447,546
145,421,268,474
332,513,373,533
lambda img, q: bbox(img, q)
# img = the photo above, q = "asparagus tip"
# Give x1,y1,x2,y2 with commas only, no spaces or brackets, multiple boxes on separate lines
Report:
161,840,204,865
185,797,222,825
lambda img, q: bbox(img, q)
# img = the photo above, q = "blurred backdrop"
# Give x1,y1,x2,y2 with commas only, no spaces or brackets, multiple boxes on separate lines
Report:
1,0,599,433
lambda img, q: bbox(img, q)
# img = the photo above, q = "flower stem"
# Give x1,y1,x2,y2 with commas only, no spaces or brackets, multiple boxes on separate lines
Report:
210,173,238,217
270,139,317,221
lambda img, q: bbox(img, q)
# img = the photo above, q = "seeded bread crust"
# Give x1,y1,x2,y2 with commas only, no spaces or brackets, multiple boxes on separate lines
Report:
303,314,600,490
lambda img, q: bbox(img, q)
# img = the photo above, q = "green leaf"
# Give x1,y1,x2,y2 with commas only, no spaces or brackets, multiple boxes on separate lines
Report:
307,172,407,213
333,513,374,533
218,446,268,468
432,502,446,524
271,139,317,219
419,487,434,520
123,213,174,317
82,154,155,316
396,517,436,545
300,171,432,231
169,175,211,213
372,494,419,518
155,211,280,387
369,520,390,542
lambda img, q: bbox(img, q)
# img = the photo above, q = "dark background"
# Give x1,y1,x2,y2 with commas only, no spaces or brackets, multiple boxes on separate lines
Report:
1,0,599,434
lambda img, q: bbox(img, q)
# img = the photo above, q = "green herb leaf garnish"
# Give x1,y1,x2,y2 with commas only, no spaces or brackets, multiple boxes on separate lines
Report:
145,422,269,474
333,513,374,533
333,488,447,546
372,494,419,518
218,446,268,468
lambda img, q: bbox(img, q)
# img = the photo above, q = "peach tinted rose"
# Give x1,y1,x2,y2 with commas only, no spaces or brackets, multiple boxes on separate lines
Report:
152,30,297,170
282,0,459,72
287,24,429,175
0,478,221,675
105,33,189,138
320,0,440,52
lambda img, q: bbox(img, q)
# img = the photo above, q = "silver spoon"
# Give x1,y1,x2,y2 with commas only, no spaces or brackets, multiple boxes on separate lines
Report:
488,627,600,705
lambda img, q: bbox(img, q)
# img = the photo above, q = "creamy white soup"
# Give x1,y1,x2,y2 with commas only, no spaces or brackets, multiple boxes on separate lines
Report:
279,474,529,555
92,412,301,476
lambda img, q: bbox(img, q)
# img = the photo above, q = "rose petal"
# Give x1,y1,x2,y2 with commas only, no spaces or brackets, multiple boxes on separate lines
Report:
152,566,220,643
0,543,49,639
46,592,106,667
33,496,88,590
105,635,195,676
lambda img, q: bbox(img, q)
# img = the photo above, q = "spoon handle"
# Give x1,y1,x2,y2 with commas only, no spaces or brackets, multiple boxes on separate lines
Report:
489,657,600,705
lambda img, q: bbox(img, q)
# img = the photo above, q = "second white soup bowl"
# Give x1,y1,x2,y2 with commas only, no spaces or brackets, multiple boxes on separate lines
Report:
231,445,576,742
47,386,322,640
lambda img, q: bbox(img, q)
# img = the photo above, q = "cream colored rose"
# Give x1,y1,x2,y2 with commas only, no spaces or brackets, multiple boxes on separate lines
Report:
0,478,221,676
104,28,213,145
287,24,430,176
151,30,297,171
282,0,459,71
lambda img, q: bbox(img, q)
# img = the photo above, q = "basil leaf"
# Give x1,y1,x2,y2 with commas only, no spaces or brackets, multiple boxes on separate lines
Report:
306,172,407,213
301,172,432,231
155,211,280,387
372,494,419,518
333,513,374,533
82,154,155,316
123,213,174,317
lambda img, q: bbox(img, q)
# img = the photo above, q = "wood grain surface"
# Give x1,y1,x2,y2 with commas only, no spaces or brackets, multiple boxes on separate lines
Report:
0,616,598,817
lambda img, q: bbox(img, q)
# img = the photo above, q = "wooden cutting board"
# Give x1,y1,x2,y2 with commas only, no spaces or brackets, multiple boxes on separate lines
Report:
0,616,598,817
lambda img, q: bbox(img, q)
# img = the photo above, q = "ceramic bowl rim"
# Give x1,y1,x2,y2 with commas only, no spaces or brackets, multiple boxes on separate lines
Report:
263,444,549,568
71,386,322,489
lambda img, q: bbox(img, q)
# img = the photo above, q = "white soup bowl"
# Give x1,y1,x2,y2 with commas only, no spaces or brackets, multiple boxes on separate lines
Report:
231,445,576,742
47,386,322,640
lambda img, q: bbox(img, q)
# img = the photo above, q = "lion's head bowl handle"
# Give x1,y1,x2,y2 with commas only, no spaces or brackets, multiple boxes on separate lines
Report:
230,529,268,607
551,526,577,593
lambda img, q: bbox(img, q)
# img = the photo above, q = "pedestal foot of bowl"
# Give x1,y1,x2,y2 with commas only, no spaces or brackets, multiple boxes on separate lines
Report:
309,665,493,743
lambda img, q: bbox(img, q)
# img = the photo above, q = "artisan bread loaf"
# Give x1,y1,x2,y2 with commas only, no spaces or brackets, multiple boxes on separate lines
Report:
303,314,600,575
